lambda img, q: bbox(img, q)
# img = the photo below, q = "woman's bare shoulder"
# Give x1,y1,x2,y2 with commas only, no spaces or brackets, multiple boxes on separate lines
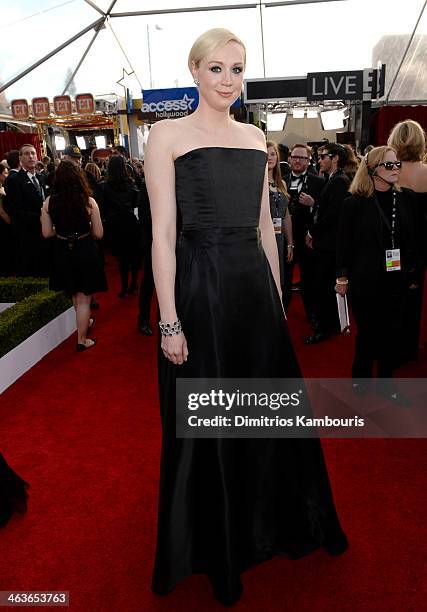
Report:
236,122,266,149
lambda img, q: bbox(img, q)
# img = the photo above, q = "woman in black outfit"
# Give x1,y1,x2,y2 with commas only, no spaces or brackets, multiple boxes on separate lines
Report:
98,156,140,297
388,119,427,360
0,453,28,527
336,146,423,398
41,161,107,352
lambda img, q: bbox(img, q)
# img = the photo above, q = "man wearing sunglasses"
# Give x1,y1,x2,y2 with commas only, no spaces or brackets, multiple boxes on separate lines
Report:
287,144,325,323
305,143,351,344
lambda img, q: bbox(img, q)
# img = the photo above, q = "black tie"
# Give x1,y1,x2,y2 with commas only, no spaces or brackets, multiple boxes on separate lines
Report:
31,175,41,194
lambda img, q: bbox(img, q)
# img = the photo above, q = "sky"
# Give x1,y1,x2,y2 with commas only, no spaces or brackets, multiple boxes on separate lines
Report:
0,0,425,104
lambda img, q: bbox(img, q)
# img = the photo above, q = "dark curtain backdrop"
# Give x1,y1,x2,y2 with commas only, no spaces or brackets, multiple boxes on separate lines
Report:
0,132,41,161
371,105,427,145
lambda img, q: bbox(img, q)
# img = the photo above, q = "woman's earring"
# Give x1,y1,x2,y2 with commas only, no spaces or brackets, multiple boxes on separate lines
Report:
194,79,199,86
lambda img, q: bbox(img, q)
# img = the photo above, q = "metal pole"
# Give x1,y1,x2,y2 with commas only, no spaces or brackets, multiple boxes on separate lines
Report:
0,18,104,94
259,0,266,78
147,25,153,89
62,21,105,95
385,0,427,103
108,21,143,89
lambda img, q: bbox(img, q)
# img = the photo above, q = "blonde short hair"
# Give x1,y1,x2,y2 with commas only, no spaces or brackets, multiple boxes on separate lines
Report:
188,28,246,72
387,119,426,162
349,146,400,197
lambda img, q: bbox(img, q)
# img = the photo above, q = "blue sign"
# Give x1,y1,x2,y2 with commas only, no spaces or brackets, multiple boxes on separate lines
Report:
141,86,241,120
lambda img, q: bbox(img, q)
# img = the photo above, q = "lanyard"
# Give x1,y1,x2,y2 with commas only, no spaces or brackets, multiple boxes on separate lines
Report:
373,189,397,249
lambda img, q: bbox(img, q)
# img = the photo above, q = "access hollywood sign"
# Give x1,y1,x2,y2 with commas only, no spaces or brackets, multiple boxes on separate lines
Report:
140,87,241,121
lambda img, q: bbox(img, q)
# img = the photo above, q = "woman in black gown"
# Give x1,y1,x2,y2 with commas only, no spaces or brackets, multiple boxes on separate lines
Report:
0,453,28,527
145,28,348,606
97,156,140,298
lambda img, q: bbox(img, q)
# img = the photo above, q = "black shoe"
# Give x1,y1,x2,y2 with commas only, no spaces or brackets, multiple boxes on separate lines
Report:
208,574,243,607
90,299,100,310
138,320,153,336
304,332,329,345
76,338,97,352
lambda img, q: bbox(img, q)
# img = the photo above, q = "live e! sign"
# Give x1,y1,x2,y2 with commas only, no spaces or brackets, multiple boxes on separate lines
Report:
307,71,363,101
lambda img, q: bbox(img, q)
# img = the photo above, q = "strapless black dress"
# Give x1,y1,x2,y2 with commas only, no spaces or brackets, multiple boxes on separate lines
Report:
0,453,28,527
153,148,348,605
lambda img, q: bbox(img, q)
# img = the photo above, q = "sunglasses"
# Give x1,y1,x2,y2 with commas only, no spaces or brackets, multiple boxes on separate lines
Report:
376,161,402,170
290,155,309,161
319,153,334,160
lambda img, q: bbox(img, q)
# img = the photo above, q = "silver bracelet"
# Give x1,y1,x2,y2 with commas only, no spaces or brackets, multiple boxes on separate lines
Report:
159,319,182,336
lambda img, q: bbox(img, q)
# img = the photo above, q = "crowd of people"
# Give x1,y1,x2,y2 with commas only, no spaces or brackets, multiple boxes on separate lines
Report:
267,122,426,400
0,143,154,349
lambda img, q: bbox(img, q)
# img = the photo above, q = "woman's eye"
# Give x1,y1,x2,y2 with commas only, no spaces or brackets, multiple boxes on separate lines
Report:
233,67,243,74
210,66,221,73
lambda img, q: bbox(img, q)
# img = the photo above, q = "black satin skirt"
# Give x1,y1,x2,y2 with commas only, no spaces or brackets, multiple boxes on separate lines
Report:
153,228,348,603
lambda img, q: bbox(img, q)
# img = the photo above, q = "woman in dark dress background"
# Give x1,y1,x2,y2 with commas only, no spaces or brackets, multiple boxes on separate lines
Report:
336,146,423,397
97,156,140,298
0,453,28,527
145,28,348,606
41,161,106,352
267,140,293,308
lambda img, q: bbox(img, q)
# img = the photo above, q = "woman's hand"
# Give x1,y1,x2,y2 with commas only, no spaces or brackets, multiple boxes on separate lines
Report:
286,244,294,262
161,332,189,365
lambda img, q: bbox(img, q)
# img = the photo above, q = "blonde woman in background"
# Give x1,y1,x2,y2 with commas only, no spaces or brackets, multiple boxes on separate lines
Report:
388,119,427,359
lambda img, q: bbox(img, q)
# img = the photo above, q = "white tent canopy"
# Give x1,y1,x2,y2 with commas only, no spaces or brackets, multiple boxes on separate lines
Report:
1,0,426,108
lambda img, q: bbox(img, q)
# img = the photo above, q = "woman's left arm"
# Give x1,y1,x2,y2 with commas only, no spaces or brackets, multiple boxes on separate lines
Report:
283,208,293,262
40,197,56,238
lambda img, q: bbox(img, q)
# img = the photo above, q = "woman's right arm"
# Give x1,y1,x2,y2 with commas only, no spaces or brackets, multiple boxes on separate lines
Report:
145,121,188,365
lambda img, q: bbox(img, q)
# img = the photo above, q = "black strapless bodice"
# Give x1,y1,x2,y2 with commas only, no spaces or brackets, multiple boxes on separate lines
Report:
174,147,266,230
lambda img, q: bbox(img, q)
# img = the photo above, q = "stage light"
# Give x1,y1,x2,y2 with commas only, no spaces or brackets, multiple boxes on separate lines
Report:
307,109,318,119
320,109,346,130
267,112,287,131
76,136,86,150
55,136,66,151
293,108,305,119
95,135,106,149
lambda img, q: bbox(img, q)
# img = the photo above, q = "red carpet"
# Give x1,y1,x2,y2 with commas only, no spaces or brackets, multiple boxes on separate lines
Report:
1,259,426,611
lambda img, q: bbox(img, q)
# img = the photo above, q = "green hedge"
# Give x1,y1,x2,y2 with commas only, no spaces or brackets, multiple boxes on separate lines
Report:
0,277,49,302
0,279,71,358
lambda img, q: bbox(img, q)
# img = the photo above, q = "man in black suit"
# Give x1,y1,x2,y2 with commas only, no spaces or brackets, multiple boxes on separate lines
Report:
5,144,49,277
286,144,325,320
305,143,350,344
